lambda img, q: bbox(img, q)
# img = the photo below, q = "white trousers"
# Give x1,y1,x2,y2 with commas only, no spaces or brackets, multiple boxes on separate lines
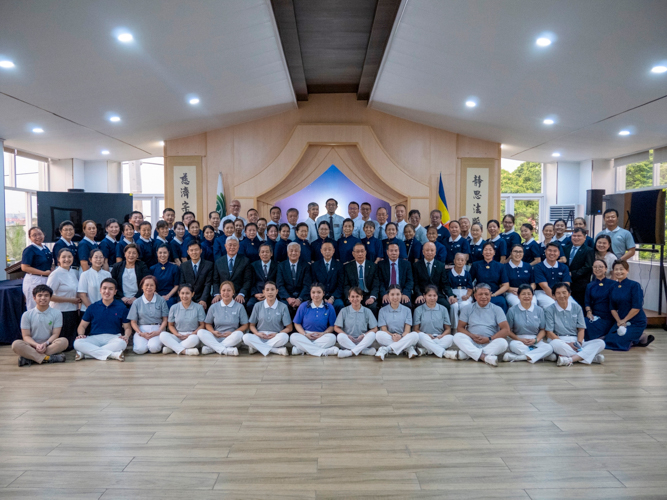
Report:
453,332,508,361
243,332,289,356
197,329,243,354
159,331,201,354
548,336,605,364
505,292,537,309
133,325,163,354
23,274,48,310
376,331,419,355
509,338,553,363
416,332,454,357
290,332,336,356
450,289,473,329
73,333,127,361
336,331,376,355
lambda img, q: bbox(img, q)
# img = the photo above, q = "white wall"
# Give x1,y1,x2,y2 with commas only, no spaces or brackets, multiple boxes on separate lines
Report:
73,159,85,189
50,159,73,191
543,162,558,208
556,161,580,205
83,160,122,193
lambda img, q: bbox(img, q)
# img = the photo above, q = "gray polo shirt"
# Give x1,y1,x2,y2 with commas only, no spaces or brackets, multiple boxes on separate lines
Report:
168,302,206,332
459,302,507,338
127,294,169,325
378,304,412,334
205,300,248,332
249,300,292,332
598,227,635,258
545,301,586,337
334,305,377,338
413,303,450,336
506,304,545,337
20,307,63,343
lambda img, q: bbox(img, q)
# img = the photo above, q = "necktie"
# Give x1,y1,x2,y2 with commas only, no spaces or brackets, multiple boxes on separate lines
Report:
229,258,234,274
358,264,365,291
263,263,268,279
378,225,383,240
390,262,397,285
291,264,297,282
193,263,198,278
329,216,334,240
326,261,330,273
427,261,432,277
570,247,578,264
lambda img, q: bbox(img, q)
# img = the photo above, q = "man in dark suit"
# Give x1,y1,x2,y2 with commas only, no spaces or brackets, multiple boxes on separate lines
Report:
276,242,312,317
247,242,277,314
378,242,414,308
412,241,455,310
310,241,344,313
179,241,213,309
563,228,594,308
212,236,252,305
343,242,379,315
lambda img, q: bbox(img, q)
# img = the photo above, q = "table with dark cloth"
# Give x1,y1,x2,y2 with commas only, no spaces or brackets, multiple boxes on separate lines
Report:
0,279,25,344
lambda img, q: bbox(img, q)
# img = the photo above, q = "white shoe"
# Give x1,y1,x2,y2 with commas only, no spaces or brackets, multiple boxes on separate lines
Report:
406,346,417,359
184,348,199,356
162,347,174,355
557,356,573,367
593,354,605,364
324,347,339,357
292,346,304,355
444,350,458,360
360,348,376,356
337,349,353,358
375,346,389,361
544,353,557,362
273,347,289,356
484,355,498,367
247,346,257,354
74,351,84,361
503,352,517,362
108,351,124,362
226,347,239,356
201,346,215,355
416,347,428,357
458,350,469,360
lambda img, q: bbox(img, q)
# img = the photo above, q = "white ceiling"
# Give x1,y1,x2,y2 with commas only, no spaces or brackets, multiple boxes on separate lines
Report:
370,0,667,163
0,0,296,161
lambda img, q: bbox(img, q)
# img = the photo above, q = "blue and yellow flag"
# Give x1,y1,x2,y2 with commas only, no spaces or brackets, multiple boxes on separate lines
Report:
436,173,450,225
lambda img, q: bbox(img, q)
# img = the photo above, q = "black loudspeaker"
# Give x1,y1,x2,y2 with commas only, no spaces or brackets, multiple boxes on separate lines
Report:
586,189,605,215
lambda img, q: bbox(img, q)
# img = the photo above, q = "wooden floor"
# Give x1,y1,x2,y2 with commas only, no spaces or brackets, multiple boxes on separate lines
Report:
0,336,666,500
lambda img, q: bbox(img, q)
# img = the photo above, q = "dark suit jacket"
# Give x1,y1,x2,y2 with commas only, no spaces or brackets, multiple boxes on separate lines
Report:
212,254,252,298
310,259,344,301
343,260,379,303
277,259,312,302
563,244,594,293
378,259,414,298
111,260,150,300
179,258,213,304
250,259,278,296
412,259,454,300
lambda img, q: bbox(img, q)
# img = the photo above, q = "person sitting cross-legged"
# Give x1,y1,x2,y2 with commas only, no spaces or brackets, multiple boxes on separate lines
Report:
159,284,206,356
197,281,248,356
413,285,453,358
375,285,420,361
13,284,68,366
243,281,292,356
334,287,378,358
290,283,339,357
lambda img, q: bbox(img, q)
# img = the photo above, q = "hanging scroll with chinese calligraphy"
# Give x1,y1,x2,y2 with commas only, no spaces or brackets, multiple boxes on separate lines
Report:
466,167,489,228
173,166,197,217
165,156,203,219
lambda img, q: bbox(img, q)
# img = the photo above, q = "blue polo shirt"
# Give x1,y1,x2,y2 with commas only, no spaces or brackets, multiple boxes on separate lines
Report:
22,244,53,272
505,261,535,288
77,238,98,267
534,261,571,291
522,239,541,263
82,299,130,335
293,301,336,332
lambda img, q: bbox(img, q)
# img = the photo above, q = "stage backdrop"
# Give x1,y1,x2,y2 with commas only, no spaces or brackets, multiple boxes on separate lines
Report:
274,165,391,221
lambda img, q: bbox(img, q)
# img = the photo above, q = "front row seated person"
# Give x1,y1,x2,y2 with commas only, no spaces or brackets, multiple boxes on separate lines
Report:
310,241,344,313
159,284,206,356
334,287,378,358
290,283,339,357
375,285,420,361
247,243,278,313
545,282,605,367
503,284,555,363
127,275,169,355
14,285,68,366
413,285,453,358
605,260,650,350
197,281,248,356
74,278,131,362
277,242,312,316
343,243,379,315
378,242,414,309
450,283,510,367
243,281,292,356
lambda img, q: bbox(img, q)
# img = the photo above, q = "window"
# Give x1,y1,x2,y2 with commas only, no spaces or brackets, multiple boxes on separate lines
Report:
616,150,656,192
501,160,545,240
15,156,41,190
121,157,164,195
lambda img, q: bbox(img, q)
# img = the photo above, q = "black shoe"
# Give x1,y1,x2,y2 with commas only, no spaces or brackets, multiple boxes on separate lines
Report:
18,357,32,367
637,334,655,347
47,354,67,363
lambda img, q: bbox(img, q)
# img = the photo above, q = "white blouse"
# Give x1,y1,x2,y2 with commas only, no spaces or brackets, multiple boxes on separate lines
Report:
77,267,112,311
123,268,138,298
46,266,80,312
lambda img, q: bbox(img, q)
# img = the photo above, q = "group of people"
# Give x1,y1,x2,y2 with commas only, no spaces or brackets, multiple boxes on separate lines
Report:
15,197,653,367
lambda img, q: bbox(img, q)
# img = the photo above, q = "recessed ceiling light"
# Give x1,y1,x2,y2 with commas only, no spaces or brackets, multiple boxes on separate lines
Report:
500,144,505,149
536,37,552,47
159,141,165,146
651,65,667,74
189,98,200,105
0,60,15,68
465,100,476,108
619,130,630,136
117,33,133,43
32,128,44,133
109,116,121,122
552,152,561,157
543,119,554,125
101,150,110,155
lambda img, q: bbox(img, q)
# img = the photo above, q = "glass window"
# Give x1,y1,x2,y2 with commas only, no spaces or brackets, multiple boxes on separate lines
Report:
621,150,654,191
659,161,667,186
514,199,540,235
501,161,542,194
140,158,164,194
5,190,28,265
15,156,41,190
3,151,13,187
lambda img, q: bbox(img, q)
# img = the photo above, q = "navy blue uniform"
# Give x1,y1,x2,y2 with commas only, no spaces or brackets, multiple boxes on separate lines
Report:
360,236,383,262
421,241,447,264
500,231,522,253
335,236,359,264
404,238,422,262
584,277,616,341
311,237,338,262
274,238,291,263
469,240,486,264
53,239,79,268
150,262,180,307
382,237,408,260
533,262,571,291
505,261,535,288
239,237,261,263
605,279,647,351
99,236,117,265
136,238,157,268
487,237,507,262
77,238,99,268
448,268,473,290
82,299,129,334
200,238,215,262
522,239,542,263
22,244,53,271
116,237,135,262
443,237,471,265
470,259,509,312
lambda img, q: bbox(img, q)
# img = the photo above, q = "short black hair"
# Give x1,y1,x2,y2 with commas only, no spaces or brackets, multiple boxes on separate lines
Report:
32,284,53,298
604,208,619,217
100,277,118,289
552,282,571,294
